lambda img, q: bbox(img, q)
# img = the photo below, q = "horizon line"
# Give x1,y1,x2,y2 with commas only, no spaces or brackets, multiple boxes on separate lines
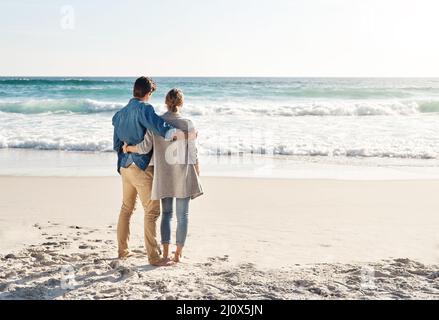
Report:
1,75,439,79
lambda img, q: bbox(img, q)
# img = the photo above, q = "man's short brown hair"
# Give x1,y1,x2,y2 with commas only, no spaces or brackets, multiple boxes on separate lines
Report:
133,76,157,98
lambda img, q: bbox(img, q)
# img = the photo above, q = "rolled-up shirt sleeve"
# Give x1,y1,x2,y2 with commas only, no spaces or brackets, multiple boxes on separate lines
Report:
136,130,154,155
139,104,176,141
112,112,123,152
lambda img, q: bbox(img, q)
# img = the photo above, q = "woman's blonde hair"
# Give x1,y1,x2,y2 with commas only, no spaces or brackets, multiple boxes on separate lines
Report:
165,88,184,112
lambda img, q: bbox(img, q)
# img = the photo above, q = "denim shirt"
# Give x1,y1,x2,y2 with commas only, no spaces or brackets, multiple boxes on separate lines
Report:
112,98,176,173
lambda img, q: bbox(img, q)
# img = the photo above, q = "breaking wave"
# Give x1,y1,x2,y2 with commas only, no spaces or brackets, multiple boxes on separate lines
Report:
1,98,439,116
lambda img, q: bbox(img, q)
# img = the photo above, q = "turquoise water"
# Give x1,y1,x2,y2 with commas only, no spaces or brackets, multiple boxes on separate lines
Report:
0,77,439,160
1,77,439,114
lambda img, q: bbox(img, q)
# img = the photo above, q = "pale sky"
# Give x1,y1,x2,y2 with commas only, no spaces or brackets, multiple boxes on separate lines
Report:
1,0,439,77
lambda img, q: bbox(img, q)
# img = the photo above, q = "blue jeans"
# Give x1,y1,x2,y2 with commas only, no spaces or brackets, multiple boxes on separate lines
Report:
160,197,190,246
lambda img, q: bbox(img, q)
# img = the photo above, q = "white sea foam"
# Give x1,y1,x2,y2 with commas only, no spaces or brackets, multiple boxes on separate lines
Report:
183,100,424,117
0,98,124,114
1,109,438,160
1,98,439,116
159,99,439,117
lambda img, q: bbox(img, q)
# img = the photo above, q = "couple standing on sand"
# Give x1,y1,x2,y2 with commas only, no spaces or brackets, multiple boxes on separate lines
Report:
112,77,203,266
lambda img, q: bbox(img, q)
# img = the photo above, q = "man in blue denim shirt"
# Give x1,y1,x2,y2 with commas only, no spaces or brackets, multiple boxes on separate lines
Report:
112,76,179,266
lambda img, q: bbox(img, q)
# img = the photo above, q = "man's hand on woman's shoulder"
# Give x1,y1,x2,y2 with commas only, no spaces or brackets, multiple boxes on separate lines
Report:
172,129,198,141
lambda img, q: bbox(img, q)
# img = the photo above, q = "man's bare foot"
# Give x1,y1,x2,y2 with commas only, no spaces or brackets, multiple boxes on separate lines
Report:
162,244,169,261
118,251,135,260
151,258,175,267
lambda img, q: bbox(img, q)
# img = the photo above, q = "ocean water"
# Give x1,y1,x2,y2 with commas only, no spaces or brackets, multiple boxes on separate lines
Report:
1,77,439,164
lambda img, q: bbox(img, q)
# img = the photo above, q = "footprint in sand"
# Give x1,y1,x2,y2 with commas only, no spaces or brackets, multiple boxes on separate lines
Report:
117,266,135,279
46,278,61,287
374,270,393,278
294,279,316,288
208,255,229,262
79,244,97,250
100,288,119,294
109,260,120,269
4,254,16,260
4,271,18,279
31,252,52,262
93,258,104,265
308,286,330,297
41,242,60,247
76,253,91,260
45,251,60,258
0,283,9,292
60,255,81,263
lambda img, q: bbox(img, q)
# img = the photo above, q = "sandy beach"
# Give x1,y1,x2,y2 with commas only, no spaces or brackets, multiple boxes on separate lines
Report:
2,0,439,304
1,176,438,300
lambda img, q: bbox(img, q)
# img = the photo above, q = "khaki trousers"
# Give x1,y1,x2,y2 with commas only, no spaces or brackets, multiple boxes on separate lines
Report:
117,165,161,264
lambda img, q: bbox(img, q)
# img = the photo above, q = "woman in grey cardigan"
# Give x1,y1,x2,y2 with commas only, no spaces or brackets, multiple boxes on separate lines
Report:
124,88,203,262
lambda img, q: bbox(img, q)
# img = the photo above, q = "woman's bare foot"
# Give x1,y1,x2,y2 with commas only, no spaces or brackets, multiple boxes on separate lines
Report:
173,246,183,263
